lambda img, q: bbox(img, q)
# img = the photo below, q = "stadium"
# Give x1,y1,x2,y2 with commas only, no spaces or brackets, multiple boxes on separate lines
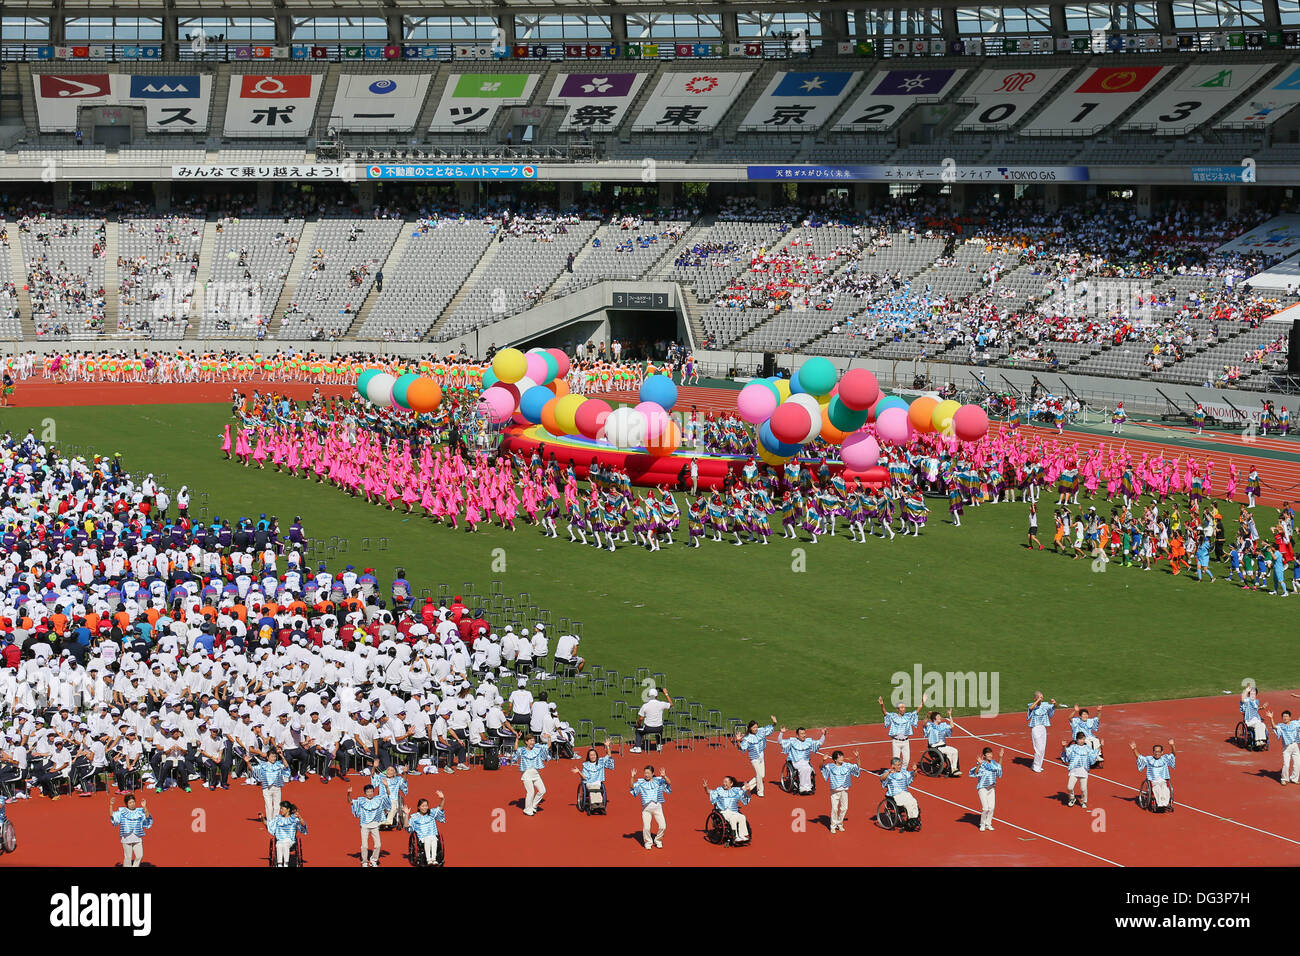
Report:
0,0,1298,902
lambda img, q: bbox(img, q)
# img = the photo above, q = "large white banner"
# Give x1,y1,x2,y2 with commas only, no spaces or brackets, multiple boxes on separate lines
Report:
1022,65,1172,136
327,73,431,131
1217,63,1300,127
954,67,1069,131
34,73,213,132
740,71,862,131
546,72,648,132
1219,215,1300,257
223,73,324,136
428,73,540,132
834,68,966,131
632,70,753,132
1121,62,1273,135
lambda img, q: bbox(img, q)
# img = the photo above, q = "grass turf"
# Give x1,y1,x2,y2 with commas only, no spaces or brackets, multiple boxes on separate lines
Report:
8,401,1297,728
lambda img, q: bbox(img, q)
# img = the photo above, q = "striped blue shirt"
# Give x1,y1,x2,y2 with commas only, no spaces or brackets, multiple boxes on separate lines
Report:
821,762,862,790
923,720,954,746
1062,743,1100,771
630,776,671,806
407,807,445,839
111,807,153,838
267,814,306,841
253,760,291,789
367,770,408,805
708,786,750,812
739,726,773,760
1136,753,1176,780
1070,716,1100,738
0,796,5,824
1027,701,1055,727
883,711,918,739
1275,719,1300,746
1241,697,1263,723
780,734,824,763
968,759,1002,789
517,744,550,773
579,756,614,784
351,793,390,825
881,769,914,796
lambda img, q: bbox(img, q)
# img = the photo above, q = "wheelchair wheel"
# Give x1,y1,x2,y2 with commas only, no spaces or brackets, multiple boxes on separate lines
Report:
408,832,427,867
918,748,946,778
1,819,15,854
266,837,277,868
704,809,729,845
435,835,445,866
780,761,796,793
1136,779,1152,811
874,798,901,831
292,836,304,867
576,781,589,813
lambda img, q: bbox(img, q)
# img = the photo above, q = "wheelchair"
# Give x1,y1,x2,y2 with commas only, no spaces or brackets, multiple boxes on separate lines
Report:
267,832,305,867
779,760,816,795
379,801,410,832
0,818,15,855
1232,720,1270,752
407,830,446,867
875,797,922,832
576,780,608,815
918,748,954,778
704,808,751,847
1136,779,1174,814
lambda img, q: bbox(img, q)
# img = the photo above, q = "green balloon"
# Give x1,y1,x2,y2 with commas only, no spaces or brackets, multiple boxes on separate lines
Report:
828,395,869,432
798,357,837,397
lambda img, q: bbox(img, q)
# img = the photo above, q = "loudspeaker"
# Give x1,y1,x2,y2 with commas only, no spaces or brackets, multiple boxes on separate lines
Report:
762,352,776,377
1290,320,1300,375
481,748,500,771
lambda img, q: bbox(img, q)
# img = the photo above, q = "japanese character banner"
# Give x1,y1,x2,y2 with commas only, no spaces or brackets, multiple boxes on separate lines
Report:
546,72,648,132
738,71,863,131
428,73,541,132
33,74,214,133
631,70,753,132
223,73,324,136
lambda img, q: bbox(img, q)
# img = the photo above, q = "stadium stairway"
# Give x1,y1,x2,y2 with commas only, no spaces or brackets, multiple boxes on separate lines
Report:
103,221,120,334
7,233,35,339
647,220,705,280
268,218,318,338
425,233,504,341
342,218,411,340
186,219,220,337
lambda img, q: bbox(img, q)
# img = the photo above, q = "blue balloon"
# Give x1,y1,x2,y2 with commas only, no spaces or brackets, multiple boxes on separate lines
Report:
759,421,802,457
519,385,553,424
392,373,420,409
789,369,805,394
482,368,499,389
356,369,378,398
876,395,908,415
639,374,678,411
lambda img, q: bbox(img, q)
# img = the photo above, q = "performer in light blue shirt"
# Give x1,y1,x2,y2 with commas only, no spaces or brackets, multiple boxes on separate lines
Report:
704,775,754,843
347,781,391,866
1266,708,1300,785
252,749,292,822
1061,732,1101,808
819,749,862,833
968,746,1004,831
109,793,153,867
1068,705,1104,766
1131,739,1176,811
778,726,826,793
365,760,409,827
1241,687,1268,748
733,714,778,797
879,693,926,768
923,708,961,777
879,757,920,825
516,733,550,816
267,802,307,866
630,765,672,849
1027,691,1057,772
573,739,614,810
405,792,446,864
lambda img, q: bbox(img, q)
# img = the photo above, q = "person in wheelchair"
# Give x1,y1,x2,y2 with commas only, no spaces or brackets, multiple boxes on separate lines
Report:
364,759,409,829
778,726,825,794
1067,705,1104,767
1131,739,1176,812
704,776,754,844
405,793,446,866
879,757,921,829
922,709,961,777
1240,687,1269,750
267,802,307,867
573,740,614,813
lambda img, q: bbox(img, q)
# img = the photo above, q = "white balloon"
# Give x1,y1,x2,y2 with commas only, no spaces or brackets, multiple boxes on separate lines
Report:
786,393,823,444
604,406,647,449
514,375,539,395
367,372,396,407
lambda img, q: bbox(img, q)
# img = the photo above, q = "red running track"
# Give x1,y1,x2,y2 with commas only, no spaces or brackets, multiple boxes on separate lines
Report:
7,379,357,407
2,692,1297,867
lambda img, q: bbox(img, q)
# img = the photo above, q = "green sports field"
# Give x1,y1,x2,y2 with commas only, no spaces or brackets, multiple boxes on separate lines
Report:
9,402,1297,727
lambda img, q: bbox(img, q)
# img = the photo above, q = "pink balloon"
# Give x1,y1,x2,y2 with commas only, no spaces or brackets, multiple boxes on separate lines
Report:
875,406,911,444
478,386,517,424
635,401,669,440
838,368,880,411
841,432,880,471
953,404,990,442
736,382,779,424
547,348,570,378
525,353,550,385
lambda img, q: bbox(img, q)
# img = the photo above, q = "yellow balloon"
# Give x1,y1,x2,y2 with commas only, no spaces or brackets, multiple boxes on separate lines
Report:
774,379,792,402
816,391,833,407
554,394,586,435
492,347,528,384
931,399,962,437
758,445,791,467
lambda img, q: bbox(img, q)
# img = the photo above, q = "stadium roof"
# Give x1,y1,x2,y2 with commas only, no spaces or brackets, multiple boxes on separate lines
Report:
0,0,927,13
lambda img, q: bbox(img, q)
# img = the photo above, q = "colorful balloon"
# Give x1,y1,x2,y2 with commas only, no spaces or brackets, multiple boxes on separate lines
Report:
797,356,837,397
774,378,792,402
788,369,805,395
519,385,553,424
554,394,586,435
604,406,648,448
819,405,852,444
366,373,396,407
547,377,570,397
837,368,880,411
406,377,442,414
759,421,801,458
575,398,611,440
931,399,961,437
355,369,378,399
639,374,678,411
841,432,880,471
540,397,562,436
478,386,516,423
635,401,670,440
828,395,869,433
492,348,527,384
785,393,824,444
770,402,813,445
481,368,499,390
392,373,420,409
647,420,681,457
737,382,780,424
876,406,911,444
908,396,939,434
953,404,990,442
757,445,791,467
547,347,571,378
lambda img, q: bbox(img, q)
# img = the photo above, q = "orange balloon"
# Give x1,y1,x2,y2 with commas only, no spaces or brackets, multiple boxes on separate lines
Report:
540,397,562,436
908,396,938,434
647,419,681,457
406,377,442,413
819,404,852,444
547,378,570,397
